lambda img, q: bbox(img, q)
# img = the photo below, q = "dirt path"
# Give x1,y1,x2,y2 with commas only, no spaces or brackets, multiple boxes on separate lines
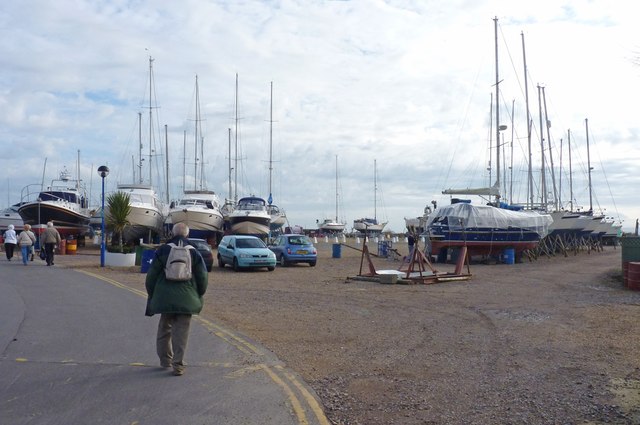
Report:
61,241,640,424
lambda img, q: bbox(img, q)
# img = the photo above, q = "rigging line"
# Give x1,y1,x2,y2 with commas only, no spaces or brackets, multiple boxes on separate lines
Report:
439,46,488,192
588,129,621,219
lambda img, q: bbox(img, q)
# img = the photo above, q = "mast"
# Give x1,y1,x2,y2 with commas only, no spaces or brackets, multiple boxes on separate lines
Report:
138,111,143,184
493,16,501,202
568,129,574,212
234,73,239,203
558,137,563,210
585,118,593,213
537,85,546,208
228,128,232,202
509,100,515,204
268,81,273,205
165,124,169,203
521,31,534,209
182,130,186,193
194,75,200,190
542,86,558,210
148,56,153,185
335,155,339,222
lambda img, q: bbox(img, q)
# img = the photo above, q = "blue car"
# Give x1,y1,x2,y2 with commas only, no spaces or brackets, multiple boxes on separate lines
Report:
268,234,317,267
217,235,276,271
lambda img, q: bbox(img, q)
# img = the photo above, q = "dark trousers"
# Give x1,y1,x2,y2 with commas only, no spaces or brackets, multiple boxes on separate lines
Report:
45,243,56,265
4,243,16,260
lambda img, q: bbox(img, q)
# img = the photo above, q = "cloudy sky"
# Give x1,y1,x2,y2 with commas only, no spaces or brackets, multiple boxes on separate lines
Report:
1,0,638,232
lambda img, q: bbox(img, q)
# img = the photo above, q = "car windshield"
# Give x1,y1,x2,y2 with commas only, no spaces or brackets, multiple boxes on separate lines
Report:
190,240,210,251
236,238,266,249
287,236,311,245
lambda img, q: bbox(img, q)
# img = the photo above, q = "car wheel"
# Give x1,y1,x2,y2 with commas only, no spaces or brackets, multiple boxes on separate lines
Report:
267,266,275,271
233,257,240,272
217,255,225,268
279,255,288,267
309,261,316,267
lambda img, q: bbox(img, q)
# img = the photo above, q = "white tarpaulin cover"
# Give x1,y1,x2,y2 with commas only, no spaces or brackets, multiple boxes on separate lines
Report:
427,202,552,238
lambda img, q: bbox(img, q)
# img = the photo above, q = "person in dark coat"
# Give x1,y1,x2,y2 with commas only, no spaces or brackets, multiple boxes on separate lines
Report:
40,222,61,266
144,222,208,376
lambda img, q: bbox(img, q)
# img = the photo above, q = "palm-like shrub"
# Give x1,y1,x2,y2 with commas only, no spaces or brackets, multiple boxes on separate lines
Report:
106,191,131,253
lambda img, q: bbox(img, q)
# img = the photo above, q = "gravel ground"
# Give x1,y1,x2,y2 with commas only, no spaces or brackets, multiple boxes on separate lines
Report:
59,240,640,424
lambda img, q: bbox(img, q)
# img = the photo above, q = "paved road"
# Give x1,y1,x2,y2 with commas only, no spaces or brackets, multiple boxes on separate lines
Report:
0,258,329,425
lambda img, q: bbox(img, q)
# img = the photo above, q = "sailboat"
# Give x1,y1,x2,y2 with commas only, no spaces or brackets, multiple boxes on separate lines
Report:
318,155,346,233
265,82,287,233
168,75,224,243
427,17,552,259
223,74,271,237
116,57,165,243
353,159,387,234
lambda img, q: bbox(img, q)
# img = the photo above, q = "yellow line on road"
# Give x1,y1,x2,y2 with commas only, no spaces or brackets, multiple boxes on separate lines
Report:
77,268,329,425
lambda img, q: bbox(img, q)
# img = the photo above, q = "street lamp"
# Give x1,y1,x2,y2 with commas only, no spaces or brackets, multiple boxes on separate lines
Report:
98,165,110,267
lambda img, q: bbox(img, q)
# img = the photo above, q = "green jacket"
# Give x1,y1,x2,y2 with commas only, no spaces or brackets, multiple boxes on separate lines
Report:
144,236,208,315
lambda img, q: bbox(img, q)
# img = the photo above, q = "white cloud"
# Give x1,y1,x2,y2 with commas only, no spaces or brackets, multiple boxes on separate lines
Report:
1,0,639,231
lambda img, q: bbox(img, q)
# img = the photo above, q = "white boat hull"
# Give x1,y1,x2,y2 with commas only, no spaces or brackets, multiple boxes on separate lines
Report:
169,208,224,233
230,215,271,236
319,221,345,233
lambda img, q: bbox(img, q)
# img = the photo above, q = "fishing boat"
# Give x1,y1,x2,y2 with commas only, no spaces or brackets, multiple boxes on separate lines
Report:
168,75,224,242
18,165,91,237
427,18,552,260
353,159,387,234
318,155,346,233
227,196,271,236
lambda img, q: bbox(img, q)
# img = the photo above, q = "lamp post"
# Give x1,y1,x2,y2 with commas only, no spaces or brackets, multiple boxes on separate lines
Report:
98,165,109,267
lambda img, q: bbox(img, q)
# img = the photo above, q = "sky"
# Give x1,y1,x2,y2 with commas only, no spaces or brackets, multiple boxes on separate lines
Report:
1,0,639,233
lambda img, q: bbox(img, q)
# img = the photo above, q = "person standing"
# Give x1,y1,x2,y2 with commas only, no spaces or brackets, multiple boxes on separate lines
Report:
40,222,61,266
144,222,208,376
17,225,36,266
3,224,17,261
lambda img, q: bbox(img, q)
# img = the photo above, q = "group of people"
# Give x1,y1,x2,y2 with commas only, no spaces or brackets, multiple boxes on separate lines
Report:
3,220,207,377
3,222,62,266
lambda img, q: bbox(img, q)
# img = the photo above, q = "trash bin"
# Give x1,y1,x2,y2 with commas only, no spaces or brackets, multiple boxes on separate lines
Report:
332,243,342,259
621,236,640,287
66,238,77,255
378,241,389,257
621,236,640,266
57,239,66,255
141,249,155,273
502,248,515,264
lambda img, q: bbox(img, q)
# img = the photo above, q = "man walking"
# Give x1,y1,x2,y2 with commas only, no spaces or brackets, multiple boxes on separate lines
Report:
41,222,61,266
144,223,208,376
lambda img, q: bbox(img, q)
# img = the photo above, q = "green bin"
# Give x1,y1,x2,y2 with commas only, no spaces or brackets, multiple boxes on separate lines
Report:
135,245,144,266
621,236,640,267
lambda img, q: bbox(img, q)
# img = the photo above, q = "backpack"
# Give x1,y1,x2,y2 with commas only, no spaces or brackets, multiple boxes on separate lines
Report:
165,241,195,281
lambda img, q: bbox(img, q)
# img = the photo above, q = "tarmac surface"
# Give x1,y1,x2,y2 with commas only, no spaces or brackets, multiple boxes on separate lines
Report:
0,254,329,425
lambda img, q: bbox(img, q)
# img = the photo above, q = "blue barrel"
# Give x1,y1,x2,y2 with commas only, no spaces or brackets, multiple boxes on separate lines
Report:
332,243,342,259
503,248,515,265
141,249,155,273
378,241,389,257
